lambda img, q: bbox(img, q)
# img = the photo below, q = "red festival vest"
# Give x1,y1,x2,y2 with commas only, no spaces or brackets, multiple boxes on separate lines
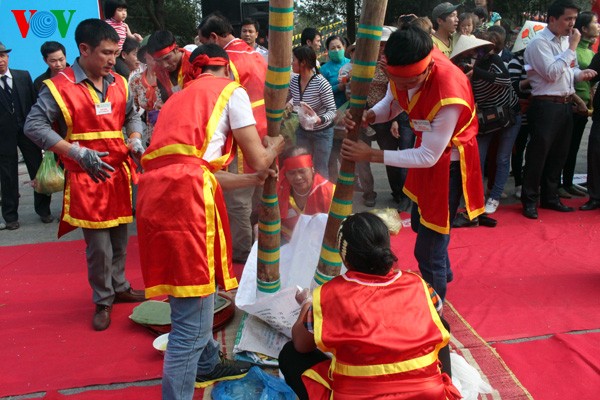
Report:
44,68,133,237
277,173,334,240
225,38,268,173
137,75,239,298
155,48,193,100
391,48,484,234
303,270,455,399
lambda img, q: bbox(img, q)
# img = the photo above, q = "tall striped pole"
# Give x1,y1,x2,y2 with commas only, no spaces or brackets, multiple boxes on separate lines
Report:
313,0,388,286
257,0,294,294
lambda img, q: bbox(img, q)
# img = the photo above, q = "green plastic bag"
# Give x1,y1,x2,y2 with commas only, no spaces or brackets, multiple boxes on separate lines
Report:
34,151,65,195
280,110,299,147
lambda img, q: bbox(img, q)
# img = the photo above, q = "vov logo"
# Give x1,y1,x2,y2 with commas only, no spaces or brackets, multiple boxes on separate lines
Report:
11,10,76,39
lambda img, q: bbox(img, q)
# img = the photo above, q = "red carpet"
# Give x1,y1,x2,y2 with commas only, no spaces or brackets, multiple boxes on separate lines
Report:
494,332,600,400
447,200,600,342
0,238,162,398
2,201,597,398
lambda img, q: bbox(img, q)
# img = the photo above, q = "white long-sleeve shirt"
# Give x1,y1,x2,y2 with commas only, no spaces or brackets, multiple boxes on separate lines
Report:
370,83,462,168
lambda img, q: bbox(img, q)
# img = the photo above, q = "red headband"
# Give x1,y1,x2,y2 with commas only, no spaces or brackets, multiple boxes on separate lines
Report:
283,154,313,171
386,52,432,78
152,43,178,59
189,54,229,80
191,54,229,68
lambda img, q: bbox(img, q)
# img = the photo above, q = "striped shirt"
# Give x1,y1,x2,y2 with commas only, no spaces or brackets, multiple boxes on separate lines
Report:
508,52,530,125
287,73,337,131
471,53,519,111
105,18,127,51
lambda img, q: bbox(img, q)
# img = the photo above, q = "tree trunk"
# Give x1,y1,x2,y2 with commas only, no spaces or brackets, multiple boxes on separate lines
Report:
346,0,356,43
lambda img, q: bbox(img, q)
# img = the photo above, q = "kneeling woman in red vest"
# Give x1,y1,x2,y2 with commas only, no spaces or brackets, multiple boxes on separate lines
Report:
279,212,460,400
277,146,334,242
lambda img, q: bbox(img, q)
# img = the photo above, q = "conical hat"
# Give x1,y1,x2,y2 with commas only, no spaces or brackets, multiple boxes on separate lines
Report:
450,35,494,60
512,20,547,53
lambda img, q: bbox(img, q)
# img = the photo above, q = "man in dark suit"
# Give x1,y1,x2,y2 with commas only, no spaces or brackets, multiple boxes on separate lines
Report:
0,41,53,230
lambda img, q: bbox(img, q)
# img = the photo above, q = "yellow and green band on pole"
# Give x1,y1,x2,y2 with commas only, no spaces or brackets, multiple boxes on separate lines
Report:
257,278,282,293
314,0,388,283
268,6,294,32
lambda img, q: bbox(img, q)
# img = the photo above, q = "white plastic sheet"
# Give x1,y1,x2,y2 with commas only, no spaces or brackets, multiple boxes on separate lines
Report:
450,352,494,400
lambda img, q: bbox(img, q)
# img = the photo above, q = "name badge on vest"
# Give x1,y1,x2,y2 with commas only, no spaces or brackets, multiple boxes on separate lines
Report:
412,119,432,132
95,102,112,116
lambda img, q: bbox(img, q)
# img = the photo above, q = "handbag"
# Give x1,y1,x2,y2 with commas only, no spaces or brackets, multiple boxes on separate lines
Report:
476,105,515,134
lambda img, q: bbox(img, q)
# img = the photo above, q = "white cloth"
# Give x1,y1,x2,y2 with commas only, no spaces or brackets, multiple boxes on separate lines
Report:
371,83,461,166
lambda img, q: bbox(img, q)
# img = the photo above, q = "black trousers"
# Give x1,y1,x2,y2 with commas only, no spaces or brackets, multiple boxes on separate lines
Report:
511,122,532,187
587,119,600,200
522,99,573,206
278,318,452,400
562,112,589,187
371,113,416,200
0,133,51,223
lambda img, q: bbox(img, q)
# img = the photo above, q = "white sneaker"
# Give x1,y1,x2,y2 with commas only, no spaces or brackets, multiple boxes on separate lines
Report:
514,186,522,199
484,198,499,214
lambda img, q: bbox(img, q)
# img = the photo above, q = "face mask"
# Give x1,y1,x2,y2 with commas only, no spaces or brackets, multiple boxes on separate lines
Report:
329,49,345,63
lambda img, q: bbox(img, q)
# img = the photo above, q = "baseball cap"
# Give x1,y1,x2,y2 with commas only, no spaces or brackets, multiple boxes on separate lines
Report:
432,2,460,21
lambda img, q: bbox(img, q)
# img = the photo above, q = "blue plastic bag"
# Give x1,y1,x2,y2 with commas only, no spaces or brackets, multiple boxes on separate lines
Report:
211,366,295,400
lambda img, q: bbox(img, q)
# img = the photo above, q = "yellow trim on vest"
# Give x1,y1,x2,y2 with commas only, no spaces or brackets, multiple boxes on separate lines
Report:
251,99,265,108
229,61,240,83
402,189,451,235
204,81,242,167
333,350,440,377
426,97,471,122
312,285,325,350
44,79,74,137
419,275,450,348
69,130,125,141
142,82,239,169
62,163,133,229
301,368,332,391
145,282,217,298
203,166,217,287
144,143,205,161
85,82,108,104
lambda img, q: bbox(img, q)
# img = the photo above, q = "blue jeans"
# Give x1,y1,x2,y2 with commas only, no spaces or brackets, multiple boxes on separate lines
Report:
296,125,334,180
411,161,463,301
162,295,221,400
477,114,522,200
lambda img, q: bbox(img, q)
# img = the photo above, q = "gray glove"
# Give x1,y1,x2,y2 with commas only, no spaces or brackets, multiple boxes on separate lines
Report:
127,137,144,156
67,142,115,183
127,137,144,171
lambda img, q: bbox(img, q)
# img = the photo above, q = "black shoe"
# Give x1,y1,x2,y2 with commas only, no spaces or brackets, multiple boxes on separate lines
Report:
580,199,600,211
564,185,587,197
540,201,574,212
5,221,20,230
478,215,497,227
452,212,478,228
522,206,538,219
40,215,54,223
195,353,252,388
